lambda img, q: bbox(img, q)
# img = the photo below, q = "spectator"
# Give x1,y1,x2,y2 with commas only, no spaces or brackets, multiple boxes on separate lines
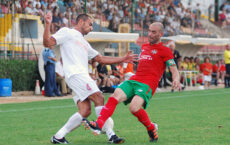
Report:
71,14,77,26
219,9,227,23
108,13,119,32
33,0,41,8
42,47,62,97
213,60,226,85
222,10,230,28
168,41,181,68
33,4,41,16
180,57,189,70
188,57,195,71
224,44,230,88
38,4,46,23
89,60,101,87
123,63,134,80
63,13,70,27
1,2,9,14
118,5,124,18
97,64,115,93
194,57,203,85
202,56,212,89
46,3,53,13
116,63,125,83
111,64,122,85
220,59,226,82
51,0,59,9
56,58,70,96
51,11,61,33
97,64,109,89
15,0,22,13
25,1,35,15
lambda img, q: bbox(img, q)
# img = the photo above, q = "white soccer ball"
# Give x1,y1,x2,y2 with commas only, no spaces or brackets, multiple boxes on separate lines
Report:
153,123,158,131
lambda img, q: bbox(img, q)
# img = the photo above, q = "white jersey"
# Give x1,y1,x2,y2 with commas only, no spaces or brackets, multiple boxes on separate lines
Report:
52,27,99,79
55,61,65,77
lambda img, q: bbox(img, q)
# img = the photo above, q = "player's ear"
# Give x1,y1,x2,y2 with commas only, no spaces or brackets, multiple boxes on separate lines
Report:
160,31,164,37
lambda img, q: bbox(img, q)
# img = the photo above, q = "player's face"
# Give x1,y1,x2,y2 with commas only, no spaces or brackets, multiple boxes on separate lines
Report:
148,25,162,44
82,18,93,35
226,44,230,50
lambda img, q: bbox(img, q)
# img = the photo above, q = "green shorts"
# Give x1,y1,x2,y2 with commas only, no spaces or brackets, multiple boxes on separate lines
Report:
118,80,152,109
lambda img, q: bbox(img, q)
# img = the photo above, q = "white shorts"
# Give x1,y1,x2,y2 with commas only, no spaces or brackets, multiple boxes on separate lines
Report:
204,75,212,82
66,74,100,104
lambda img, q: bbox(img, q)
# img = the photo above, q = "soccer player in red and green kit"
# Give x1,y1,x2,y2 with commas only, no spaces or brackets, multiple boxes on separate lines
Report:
82,22,181,143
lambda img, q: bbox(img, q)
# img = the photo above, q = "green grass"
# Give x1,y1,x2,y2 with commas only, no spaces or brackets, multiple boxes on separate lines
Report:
0,88,230,145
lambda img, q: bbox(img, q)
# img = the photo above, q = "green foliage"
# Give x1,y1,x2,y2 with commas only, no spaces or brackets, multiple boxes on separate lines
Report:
0,89,230,145
0,60,42,91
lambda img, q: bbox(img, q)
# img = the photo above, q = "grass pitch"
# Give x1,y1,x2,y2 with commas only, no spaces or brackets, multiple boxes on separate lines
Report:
0,88,230,145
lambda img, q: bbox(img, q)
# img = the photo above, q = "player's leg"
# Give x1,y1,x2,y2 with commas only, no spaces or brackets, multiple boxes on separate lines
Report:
51,74,93,144
51,98,91,144
129,81,158,142
86,91,125,144
130,96,158,142
94,88,127,128
83,88,127,133
95,106,124,144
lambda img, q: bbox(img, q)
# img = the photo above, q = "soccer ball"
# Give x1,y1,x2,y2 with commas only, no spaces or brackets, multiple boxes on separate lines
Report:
153,123,158,131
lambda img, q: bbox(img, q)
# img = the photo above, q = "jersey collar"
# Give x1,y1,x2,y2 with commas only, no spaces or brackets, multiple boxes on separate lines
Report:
149,42,163,46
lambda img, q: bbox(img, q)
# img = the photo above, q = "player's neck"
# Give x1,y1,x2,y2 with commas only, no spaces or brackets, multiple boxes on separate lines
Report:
150,41,161,45
74,26,84,36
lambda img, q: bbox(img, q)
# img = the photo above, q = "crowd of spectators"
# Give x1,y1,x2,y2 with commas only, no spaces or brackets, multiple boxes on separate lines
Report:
174,55,226,89
88,61,135,93
0,0,203,36
219,0,230,28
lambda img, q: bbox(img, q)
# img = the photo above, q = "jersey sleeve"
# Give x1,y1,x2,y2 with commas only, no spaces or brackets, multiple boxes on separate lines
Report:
88,43,99,60
52,27,70,45
162,47,174,62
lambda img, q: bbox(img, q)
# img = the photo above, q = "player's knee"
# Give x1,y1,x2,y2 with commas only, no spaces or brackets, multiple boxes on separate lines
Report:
110,93,120,102
129,104,140,113
90,92,104,106
79,109,91,118
110,88,126,103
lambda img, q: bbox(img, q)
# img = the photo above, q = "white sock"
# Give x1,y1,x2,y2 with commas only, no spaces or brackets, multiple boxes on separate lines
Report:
95,106,115,139
55,112,83,139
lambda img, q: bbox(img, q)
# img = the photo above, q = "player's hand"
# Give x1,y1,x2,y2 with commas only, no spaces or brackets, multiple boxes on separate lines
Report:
123,51,138,63
172,80,181,91
44,12,52,25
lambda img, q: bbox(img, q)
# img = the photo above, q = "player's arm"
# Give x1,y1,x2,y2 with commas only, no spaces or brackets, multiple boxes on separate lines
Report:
167,59,181,90
93,51,138,64
43,12,57,48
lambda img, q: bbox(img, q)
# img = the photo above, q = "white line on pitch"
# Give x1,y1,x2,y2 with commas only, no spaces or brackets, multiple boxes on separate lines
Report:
153,91,229,100
0,105,75,113
0,91,229,113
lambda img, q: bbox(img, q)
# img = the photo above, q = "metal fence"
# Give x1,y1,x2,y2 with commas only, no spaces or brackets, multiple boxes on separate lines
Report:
0,42,42,60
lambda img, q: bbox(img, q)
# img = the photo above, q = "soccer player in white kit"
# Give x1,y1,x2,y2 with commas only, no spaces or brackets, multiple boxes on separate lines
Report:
43,12,138,144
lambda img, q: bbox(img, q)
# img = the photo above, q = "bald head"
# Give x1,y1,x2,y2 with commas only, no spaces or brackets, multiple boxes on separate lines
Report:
149,22,164,33
148,22,164,44
168,41,175,51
